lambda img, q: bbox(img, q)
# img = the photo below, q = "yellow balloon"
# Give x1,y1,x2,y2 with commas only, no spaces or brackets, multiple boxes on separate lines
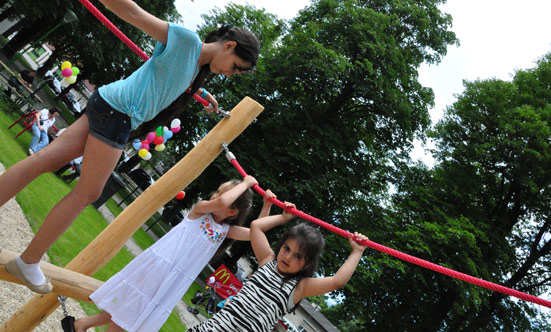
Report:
64,75,77,84
138,148,148,157
61,61,72,70
155,143,166,152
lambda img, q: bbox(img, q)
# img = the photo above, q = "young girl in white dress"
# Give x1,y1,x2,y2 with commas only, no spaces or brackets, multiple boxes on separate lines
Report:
74,175,272,332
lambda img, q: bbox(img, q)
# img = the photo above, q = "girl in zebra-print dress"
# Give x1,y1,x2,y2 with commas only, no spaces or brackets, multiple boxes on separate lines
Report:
188,195,369,332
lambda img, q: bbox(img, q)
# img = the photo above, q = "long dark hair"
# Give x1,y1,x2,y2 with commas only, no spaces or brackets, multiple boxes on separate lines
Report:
130,26,260,139
274,223,326,280
211,179,254,258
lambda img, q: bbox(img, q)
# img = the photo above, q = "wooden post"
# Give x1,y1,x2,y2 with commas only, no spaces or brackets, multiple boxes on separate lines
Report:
0,249,101,302
1,97,263,331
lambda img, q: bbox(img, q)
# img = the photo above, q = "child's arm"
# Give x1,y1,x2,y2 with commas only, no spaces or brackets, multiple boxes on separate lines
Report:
294,232,368,301
227,225,249,241
190,176,257,218
258,189,276,219
98,0,169,44
250,202,296,267
226,189,276,242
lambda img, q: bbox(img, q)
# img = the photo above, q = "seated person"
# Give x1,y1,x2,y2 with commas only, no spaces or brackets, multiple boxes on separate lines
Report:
28,108,59,155
6,69,35,97
55,156,83,183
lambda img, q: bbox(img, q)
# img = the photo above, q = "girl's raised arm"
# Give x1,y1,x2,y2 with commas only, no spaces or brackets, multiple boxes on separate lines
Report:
250,202,295,267
294,232,367,301
98,0,169,44
189,176,257,218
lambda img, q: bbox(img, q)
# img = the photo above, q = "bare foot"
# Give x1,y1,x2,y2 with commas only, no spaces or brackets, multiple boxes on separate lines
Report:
73,318,87,332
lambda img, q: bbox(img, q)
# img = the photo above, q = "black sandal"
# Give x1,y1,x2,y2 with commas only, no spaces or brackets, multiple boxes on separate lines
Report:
61,315,76,332
58,296,76,332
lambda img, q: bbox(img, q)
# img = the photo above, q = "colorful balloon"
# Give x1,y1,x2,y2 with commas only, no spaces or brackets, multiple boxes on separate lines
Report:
61,68,73,77
162,130,173,140
138,148,148,158
156,126,163,136
142,152,152,160
154,143,166,151
140,143,150,151
170,119,181,128
153,135,164,145
170,126,181,133
71,67,80,76
145,132,156,144
61,61,72,70
176,191,185,200
132,139,141,150
64,75,77,84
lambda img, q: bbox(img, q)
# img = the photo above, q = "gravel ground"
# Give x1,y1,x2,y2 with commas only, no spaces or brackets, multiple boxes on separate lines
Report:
0,163,202,330
0,163,86,331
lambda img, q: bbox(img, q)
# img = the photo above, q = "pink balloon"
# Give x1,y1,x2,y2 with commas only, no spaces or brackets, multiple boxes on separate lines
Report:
61,68,73,77
140,143,150,151
145,132,156,144
153,135,164,145
170,126,181,133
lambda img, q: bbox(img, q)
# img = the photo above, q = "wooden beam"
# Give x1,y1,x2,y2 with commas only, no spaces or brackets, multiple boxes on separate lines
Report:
0,249,101,303
1,97,263,331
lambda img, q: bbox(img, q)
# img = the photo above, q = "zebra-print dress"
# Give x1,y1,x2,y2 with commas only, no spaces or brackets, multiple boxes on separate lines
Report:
188,260,298,332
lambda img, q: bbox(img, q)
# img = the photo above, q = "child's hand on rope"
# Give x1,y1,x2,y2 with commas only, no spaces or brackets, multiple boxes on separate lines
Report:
243,175,258,188
282,202,296,221
263,189,276,206
349,232,368,253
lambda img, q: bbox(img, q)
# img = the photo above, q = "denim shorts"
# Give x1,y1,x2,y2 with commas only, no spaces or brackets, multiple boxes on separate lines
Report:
86,90,131,150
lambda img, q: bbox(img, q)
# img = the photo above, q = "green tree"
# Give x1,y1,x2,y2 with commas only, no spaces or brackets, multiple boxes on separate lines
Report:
164,1,457,329
346,54,551,331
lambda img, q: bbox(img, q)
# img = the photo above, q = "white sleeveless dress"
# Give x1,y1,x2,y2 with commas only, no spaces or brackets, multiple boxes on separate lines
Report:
90,213,229,332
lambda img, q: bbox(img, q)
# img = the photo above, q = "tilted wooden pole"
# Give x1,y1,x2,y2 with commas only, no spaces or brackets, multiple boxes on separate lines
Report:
0,249,102,302
1,97,264,332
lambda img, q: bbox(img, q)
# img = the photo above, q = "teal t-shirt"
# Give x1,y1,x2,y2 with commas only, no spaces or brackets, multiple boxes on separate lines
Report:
98,22,202,129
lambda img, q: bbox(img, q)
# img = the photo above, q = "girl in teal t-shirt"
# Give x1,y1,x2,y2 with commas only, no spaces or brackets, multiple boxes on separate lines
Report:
2,0,259,295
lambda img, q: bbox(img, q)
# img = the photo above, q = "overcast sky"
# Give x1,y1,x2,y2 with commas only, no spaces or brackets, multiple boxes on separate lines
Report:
174,0,551,166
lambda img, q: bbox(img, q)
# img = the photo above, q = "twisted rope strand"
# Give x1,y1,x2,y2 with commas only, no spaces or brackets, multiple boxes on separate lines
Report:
78,0,150,61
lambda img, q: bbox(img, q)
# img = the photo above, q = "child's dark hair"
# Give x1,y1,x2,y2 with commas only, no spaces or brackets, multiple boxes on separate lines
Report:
211,179,254,259
130,26,260,139
274,223,325,279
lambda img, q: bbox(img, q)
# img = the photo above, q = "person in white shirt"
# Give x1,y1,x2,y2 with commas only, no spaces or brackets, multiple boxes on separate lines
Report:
28,108,59,155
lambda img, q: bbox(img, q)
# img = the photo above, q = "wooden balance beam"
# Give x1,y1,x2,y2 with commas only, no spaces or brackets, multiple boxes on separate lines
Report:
0,249,102,302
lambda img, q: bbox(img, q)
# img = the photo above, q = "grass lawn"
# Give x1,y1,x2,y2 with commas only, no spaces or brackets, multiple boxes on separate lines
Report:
0,98,190,331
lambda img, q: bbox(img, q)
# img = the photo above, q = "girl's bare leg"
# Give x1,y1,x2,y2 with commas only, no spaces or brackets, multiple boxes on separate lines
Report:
20,133,122,263
74,311,112,332
105,322,125,332
0,116,90,207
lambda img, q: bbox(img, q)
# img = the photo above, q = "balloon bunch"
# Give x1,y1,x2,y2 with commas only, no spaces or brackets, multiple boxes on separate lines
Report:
60,61,80,84
132,118,181,161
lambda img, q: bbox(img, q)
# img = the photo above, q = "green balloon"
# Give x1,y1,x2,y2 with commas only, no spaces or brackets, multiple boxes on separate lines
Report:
156,126,163,136
71,67,79,76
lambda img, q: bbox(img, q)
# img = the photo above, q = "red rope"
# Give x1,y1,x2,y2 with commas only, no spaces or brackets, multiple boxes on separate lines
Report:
78,0,150,61
229,158,551,308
